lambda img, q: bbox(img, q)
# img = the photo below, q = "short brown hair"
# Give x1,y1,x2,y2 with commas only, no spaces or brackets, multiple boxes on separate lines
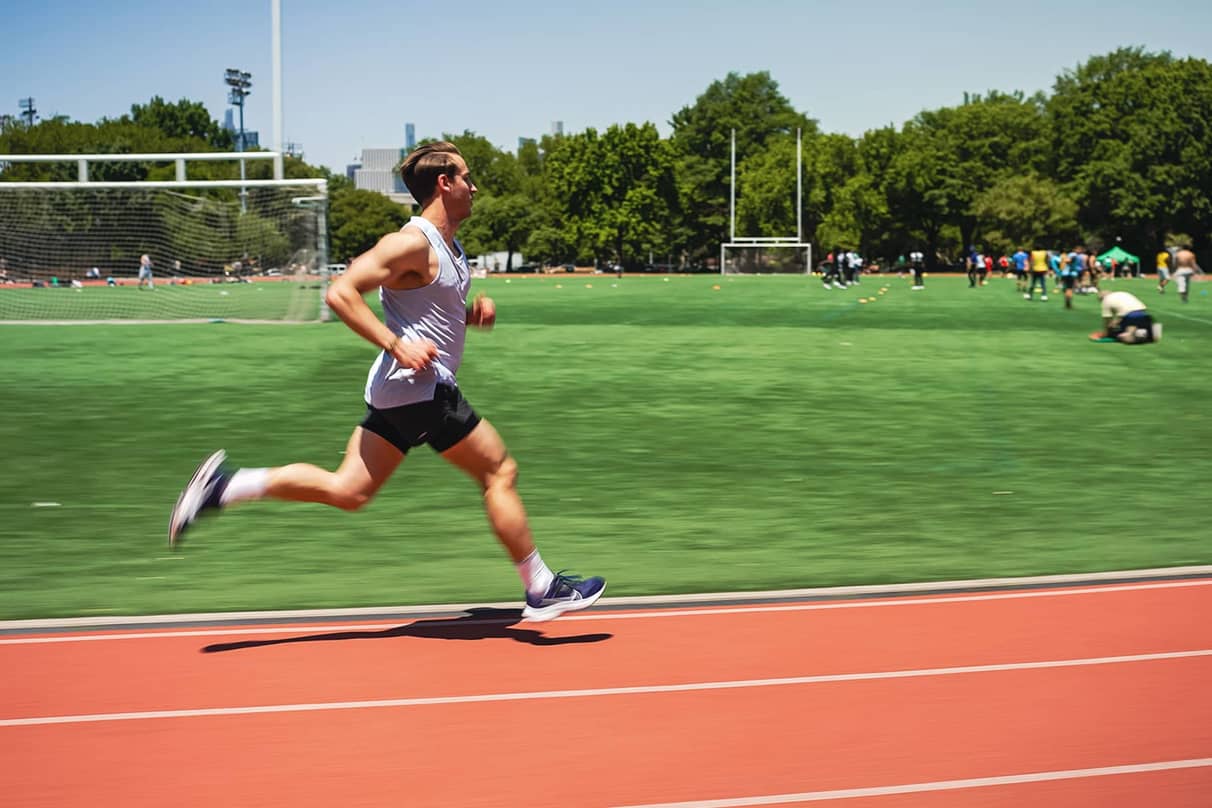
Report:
399,141,463,206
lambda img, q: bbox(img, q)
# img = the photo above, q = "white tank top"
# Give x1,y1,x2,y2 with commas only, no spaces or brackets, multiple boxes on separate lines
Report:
363,216,471,408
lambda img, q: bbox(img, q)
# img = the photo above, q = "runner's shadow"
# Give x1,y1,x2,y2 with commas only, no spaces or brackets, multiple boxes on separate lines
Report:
201,607,612,653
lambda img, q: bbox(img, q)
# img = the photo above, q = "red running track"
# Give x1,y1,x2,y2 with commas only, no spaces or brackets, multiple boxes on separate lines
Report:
2,579,1210,807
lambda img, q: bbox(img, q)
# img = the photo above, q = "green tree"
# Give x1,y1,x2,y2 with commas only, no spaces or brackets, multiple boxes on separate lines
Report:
817,127,903,261
1048,47,1174,182
883,92,1047,263
327,187,409,263
0,97,235,183
735,134,803,239
545,123,678,268
670,72,816,262
1049,49,1212,253
883,125,951,264
525,224,578,266
458,193,539,269
805,133,860,251
972,173,1080,253
126,96,233,149
443,131,522,196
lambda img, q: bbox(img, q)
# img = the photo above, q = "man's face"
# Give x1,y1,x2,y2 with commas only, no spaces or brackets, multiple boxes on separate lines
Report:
445,157,477,221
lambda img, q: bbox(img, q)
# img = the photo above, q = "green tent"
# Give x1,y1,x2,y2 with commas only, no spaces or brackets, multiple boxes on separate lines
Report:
1097,245,1140,265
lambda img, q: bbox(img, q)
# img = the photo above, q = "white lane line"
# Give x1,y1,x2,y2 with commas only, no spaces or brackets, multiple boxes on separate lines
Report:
609,758,1212,807
1166,310,1212,326
2,648,1209,728
3,578,1211,645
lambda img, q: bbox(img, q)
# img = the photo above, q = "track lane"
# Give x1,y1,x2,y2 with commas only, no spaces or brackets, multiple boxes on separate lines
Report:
2,581,1208,720
3,656,1210,807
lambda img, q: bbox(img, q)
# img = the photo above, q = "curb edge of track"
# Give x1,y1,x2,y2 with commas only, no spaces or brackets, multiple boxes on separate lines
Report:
3,564,1211,635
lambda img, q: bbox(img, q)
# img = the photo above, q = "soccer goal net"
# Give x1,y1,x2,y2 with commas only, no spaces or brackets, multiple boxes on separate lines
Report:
721,242,813,275
0,179,330,323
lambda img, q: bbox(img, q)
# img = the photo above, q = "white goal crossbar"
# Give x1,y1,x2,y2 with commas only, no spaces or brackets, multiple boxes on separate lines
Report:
0,151,288,184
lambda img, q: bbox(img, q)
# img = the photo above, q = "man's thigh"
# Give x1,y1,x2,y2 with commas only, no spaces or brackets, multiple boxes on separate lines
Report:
440,419,509,484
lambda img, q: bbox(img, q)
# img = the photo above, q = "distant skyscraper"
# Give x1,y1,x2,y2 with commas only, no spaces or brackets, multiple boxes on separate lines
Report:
221,108,256,148
405,123,416,151
518,137,536,152
552,121,564,136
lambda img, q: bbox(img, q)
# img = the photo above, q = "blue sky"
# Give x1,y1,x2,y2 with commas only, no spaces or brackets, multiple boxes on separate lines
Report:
3,0,1211,173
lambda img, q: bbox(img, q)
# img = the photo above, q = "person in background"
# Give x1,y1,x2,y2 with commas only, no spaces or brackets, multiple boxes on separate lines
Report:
137,254,155,289
1011,247,1029,295
909,248,925,290
1026,245,1050,302
1172,246,1205,303
1093,289,1157,344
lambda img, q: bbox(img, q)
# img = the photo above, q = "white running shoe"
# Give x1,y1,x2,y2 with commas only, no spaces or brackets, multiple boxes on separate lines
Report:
168,450,229,548
522,572,606,622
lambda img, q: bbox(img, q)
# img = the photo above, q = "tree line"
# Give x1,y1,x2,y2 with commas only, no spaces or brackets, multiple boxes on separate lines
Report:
3,46,1210,271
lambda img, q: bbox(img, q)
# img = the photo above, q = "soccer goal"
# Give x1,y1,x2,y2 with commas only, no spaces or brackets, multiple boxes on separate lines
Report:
721,242,813,275
0,152,330,323
719,129,812,275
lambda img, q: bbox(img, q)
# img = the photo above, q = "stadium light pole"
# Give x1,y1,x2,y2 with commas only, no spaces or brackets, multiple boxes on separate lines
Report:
272,0,284,180
224,68,253,212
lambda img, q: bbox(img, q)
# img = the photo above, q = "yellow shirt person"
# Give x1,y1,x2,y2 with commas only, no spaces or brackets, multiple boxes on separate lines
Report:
1030,250,1050,273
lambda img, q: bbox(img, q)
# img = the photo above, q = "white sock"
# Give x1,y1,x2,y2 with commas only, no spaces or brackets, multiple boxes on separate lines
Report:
517,549,555,597
219,468,270,506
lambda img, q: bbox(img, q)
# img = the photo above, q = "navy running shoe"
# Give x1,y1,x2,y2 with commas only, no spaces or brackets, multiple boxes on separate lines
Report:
522,571,607,622
168,450,231,548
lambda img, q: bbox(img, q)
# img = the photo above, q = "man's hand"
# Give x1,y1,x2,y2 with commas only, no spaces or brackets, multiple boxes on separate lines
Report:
389,336,439,370
468,294,496,329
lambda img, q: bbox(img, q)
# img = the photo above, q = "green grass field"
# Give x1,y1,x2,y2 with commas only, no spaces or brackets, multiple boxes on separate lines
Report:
1,273,1209,619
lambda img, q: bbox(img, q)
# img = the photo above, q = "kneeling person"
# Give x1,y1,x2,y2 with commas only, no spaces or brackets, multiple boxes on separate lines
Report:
1097,289,1157,344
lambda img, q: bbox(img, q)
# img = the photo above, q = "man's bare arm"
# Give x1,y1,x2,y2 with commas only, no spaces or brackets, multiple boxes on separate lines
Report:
324,229,439,369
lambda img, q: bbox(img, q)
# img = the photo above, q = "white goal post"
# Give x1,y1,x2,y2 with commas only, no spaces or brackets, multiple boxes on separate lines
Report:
720,128,813,275
0,152,330,323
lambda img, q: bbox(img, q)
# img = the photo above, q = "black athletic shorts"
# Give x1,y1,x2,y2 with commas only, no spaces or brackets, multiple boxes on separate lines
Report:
1108,310,1154,341
360,383,482,454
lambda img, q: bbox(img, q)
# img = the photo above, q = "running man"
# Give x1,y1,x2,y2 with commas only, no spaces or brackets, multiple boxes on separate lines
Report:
1094,289,1157,344
138,254,154,289
1172,246,1205,303
168,141,605,622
